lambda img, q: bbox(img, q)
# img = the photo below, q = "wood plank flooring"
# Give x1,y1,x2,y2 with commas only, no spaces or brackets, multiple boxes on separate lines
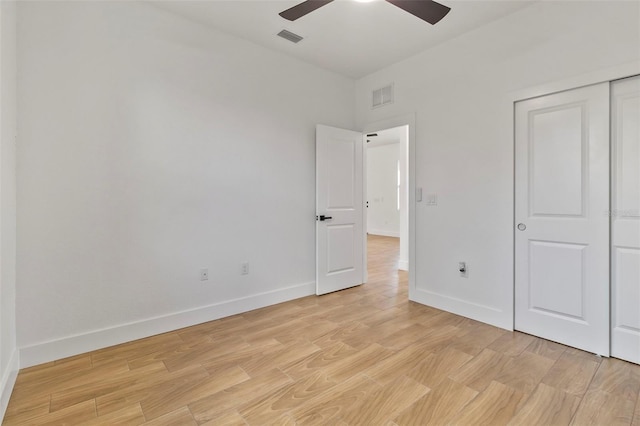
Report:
5,235,640,425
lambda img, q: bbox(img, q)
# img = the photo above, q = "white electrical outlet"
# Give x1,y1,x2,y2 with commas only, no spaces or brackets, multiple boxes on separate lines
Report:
200,268,209,281
241,262,249,275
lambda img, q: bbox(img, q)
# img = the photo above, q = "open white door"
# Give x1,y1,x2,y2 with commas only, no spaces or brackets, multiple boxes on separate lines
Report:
316,124,365,295
515,83,610,356
611,75,640,364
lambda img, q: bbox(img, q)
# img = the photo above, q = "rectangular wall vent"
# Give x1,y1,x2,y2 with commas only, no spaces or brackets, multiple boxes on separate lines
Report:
372,84,394,108
277,29,304,44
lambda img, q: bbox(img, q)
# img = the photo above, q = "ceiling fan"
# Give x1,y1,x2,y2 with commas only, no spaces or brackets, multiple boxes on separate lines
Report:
279,0,451,25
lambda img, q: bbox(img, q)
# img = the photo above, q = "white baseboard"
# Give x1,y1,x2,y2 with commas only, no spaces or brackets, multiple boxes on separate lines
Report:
411,287,512,331
368,229,400,238
0,349,19,422
20,281,315,368
398,260,408,271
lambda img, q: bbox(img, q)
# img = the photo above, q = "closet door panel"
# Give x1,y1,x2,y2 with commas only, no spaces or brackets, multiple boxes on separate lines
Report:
515,83,610,356
611,75,640,365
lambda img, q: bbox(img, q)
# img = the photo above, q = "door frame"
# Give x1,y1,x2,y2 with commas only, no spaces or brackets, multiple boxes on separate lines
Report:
509,60,640,331
362,114,416,299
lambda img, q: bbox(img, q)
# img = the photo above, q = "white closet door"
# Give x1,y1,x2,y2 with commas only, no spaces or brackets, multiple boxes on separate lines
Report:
611,75,640,364
515,83,610,356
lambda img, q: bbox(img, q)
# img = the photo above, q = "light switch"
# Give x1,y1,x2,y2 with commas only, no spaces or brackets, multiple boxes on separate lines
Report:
416,188,423,202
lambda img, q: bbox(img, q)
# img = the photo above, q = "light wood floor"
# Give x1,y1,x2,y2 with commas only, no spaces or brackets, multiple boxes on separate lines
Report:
5,235,640,425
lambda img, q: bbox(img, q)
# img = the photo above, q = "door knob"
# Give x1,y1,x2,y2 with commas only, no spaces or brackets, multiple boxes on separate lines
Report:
317,215,333,222
517,223,527,231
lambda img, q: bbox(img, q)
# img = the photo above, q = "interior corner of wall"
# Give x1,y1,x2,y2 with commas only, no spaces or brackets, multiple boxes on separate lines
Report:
0,349,19,422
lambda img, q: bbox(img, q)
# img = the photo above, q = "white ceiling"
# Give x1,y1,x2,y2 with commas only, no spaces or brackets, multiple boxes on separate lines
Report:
151,0,536,79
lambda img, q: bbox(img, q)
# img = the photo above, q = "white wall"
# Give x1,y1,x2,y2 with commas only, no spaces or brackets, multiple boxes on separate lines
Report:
367,142,400,237
16,1,355,366
0,0,18,418
356,1,640,329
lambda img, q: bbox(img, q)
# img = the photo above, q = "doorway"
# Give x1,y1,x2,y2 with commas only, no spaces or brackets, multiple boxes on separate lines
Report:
365,125,409,273
315,115,415,298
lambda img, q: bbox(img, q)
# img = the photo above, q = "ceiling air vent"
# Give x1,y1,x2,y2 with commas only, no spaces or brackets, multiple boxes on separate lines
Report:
277,29,304,44
372,84,394,109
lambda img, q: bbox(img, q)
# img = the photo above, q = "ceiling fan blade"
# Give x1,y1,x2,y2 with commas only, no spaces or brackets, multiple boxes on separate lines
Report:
279,0,334,21
385,0,451,25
